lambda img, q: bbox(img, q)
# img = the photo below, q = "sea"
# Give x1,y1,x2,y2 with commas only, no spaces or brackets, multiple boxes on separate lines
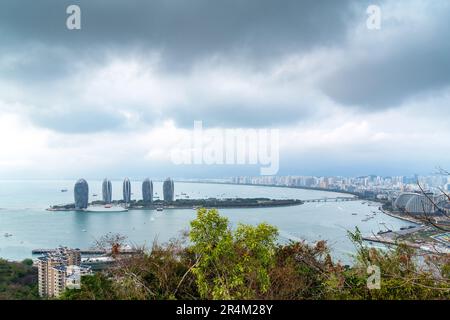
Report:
0,180,416,263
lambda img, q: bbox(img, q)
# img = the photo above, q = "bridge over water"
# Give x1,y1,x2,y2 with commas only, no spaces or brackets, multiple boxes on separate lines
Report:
303,197,359,203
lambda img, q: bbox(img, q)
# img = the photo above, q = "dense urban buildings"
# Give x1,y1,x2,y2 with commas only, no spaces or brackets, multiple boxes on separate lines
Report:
36,247,91,298
102,178,112,204
163,177,175,202
123,178,131,204
142,178,153,203
74,179,89,209
228,175,450,216
229,175,449,196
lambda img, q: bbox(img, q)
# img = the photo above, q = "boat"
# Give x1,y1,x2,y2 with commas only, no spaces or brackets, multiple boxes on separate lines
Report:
85,206,128,213
92,194,98,197
156,207,164,212
61,189,68,192
4,233,13,237
351,213,358,215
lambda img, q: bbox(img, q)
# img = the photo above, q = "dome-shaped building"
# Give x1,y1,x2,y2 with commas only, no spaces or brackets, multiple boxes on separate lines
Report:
395,192,446,216
123,178,131,204
142,178,153,203
404,194,437,215
102,178,112,204
394,193,419,211
74,179,89,209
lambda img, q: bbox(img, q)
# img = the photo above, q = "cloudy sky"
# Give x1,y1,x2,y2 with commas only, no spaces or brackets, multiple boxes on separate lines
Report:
0,0,449,179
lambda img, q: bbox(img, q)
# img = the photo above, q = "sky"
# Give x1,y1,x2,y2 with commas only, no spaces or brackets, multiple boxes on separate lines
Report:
0,0,449,179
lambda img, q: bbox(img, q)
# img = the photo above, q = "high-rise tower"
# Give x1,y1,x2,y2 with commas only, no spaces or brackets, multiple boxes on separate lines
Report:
102,178,112,204
142,178,153,203
163,177,174,202
123,178,131,204
74,179,89,209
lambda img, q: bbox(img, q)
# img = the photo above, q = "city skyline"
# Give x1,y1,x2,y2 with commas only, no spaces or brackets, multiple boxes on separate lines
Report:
1,1,449,305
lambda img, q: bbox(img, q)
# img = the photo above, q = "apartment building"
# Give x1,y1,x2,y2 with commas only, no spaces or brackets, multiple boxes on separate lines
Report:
36,247,91,298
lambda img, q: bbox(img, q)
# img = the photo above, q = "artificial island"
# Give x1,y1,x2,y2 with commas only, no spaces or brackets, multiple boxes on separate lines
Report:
48,178,303,212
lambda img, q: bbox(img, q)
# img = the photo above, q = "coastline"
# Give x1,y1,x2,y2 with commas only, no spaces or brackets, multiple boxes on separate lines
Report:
378,207,422,225
185,180,360,197
47,198,304,212
2,181,427,262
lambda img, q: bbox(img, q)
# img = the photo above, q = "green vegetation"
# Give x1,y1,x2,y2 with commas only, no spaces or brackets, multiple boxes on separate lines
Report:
50,198,303,211
0,258,39,300
190,209,278,299
61,209,450,300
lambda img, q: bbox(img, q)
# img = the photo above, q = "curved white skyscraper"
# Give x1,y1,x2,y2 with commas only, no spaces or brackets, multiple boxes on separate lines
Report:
74,179,89,209
123,178,131,204
102,178,112,204
163,177,174,202
142,178,153,203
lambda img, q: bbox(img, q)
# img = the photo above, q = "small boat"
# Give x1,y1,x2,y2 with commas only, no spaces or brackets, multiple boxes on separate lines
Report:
92,194,98,197
61,189,68,192
351,213,357,215
156,207,164,212
4,233,13,237
85,206,128,213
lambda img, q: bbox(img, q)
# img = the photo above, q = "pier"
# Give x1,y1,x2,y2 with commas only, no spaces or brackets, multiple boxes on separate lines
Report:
32,248,140,255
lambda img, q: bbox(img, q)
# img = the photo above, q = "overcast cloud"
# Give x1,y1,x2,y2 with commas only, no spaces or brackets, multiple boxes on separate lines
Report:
0,0,449,179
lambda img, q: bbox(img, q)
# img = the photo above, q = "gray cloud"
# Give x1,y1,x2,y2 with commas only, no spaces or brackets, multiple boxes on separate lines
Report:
1,0,450,137
321,1,450,110
0,0,356,67
0,0,363,132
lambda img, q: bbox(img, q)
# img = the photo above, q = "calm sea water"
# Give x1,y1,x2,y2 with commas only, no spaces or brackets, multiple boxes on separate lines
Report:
0,180,415,263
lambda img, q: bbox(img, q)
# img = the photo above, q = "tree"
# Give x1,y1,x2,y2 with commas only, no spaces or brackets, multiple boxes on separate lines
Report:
61,210,449,300
189,208,278,299
60,273,118,300
0,259,39,300
324,228,450,300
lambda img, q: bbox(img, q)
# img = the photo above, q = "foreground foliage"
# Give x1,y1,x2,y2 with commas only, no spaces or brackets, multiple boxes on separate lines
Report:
0,259,39,300
61,209,449,300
